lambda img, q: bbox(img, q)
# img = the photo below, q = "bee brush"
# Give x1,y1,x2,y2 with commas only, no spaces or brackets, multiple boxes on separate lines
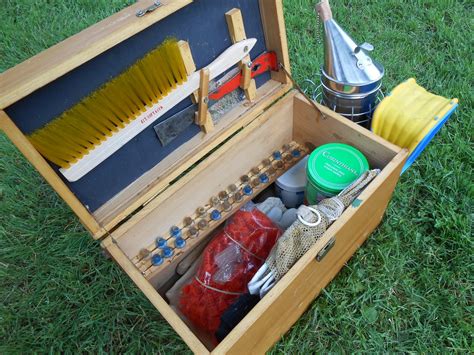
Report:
29,38,257,182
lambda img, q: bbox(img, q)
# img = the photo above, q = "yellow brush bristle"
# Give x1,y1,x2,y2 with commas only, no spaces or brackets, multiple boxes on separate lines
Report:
29,38,187,169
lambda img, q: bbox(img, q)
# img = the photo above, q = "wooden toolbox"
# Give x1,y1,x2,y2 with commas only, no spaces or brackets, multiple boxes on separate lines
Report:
0,0,408,353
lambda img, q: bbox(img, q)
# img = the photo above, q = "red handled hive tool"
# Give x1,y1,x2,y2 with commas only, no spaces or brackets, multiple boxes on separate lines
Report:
209,51,278,100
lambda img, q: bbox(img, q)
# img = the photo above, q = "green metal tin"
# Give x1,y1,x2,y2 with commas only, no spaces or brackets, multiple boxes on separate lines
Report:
305,143,369,204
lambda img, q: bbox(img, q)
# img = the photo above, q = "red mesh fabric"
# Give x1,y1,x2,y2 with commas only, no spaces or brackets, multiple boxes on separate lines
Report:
178,208,281,338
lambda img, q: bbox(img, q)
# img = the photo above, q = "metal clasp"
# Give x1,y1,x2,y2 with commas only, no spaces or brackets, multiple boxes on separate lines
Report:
316,237,336,262
353,42,374,70
136,1,162,17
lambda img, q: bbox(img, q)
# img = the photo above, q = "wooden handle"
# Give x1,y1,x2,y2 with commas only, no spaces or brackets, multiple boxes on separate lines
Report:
207,38,256,80
316,0,332,21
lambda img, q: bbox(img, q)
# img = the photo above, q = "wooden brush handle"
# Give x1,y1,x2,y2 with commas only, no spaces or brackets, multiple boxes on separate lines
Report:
316,0,332,21
207,38,255,79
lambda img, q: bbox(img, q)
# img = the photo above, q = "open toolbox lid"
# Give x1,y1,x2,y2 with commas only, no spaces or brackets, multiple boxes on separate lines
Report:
0,0,292,240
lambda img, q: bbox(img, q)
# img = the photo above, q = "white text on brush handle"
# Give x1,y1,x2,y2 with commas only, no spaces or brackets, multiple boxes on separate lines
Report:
60,39,257,182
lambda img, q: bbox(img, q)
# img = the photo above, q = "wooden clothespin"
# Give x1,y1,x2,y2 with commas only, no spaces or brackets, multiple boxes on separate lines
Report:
194,68,214,133
178,40,213,133
177,40,198,103
225,8,257,101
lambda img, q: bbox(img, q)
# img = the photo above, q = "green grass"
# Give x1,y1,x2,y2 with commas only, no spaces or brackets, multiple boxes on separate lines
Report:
1,0,472,353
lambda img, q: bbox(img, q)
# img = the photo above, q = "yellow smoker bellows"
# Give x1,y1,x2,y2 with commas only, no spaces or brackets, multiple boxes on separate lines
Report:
28,39,187,168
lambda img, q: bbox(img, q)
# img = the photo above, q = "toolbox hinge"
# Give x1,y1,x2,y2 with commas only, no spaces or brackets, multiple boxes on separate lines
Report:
136,1,162,17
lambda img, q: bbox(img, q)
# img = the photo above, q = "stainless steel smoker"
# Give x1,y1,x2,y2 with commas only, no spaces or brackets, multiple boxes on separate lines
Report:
316,0,384,128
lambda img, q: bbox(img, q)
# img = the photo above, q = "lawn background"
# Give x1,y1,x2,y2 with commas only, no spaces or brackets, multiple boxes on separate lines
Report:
0,0,472,353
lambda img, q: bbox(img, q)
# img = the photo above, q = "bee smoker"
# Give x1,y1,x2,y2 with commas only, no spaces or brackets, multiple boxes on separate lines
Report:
316,0,384,128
